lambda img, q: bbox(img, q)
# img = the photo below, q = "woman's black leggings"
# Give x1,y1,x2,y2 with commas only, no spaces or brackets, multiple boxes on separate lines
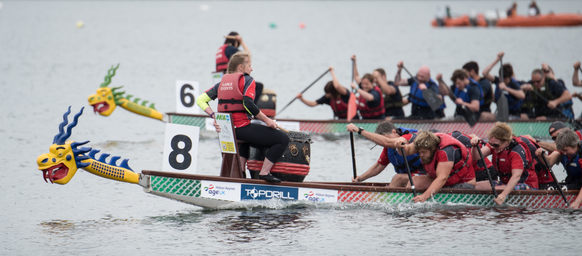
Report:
235,124,289,163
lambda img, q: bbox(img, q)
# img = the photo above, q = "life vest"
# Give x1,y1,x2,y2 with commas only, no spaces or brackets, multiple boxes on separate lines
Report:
423,133,474,186
409,79,438,107
217,73,247,112
386,132,424,174
577,130,582,140
329,94,349,119
496,78,523,114
515,136,554,185
479,78,494,108
448,131,492,172
560,143,582,181
215,44,229,72
454,78,484,106
384,82,404,109
491,137,539,188
357,86,385,118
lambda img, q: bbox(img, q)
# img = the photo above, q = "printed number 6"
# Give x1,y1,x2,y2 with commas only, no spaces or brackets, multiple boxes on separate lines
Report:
169,134,192,170
180,84,195,107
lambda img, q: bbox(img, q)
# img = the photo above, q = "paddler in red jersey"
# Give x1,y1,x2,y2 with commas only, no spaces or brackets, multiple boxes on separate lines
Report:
470,122,539,205
296,66,352,119
215,31,250,74
197,52,289,183
388,131,476,203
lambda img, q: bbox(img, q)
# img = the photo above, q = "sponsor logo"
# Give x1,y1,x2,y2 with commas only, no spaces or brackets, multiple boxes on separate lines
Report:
303,190,336,202
241,184,298,200
204,183,237,197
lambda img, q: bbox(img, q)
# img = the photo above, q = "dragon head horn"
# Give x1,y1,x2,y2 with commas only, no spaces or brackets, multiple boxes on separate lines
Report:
99,63,120,88
53,106,84,145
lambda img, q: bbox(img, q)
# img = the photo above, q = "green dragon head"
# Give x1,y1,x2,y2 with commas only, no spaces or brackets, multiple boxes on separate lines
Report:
88,64,124,116
36,107,91,185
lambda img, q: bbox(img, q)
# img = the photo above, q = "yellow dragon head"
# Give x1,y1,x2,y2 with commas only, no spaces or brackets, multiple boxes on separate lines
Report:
36,107,91,185
88,64,123,116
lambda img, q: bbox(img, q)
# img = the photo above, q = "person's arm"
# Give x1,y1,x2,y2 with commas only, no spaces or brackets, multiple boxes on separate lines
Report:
482,52,504,82
296,93,318,107
328,66,348,96
413,161,453,202
352,83,375,102
351,55,361,84
196,90,220,132
236,35,251,58
548,89,571,109
494,168,523,205
330,67,347,93
459,99,481,113
353,162,386,182
375,74,396,96
394,61,409,86
462,86,481,112
537,141,557,152
470,136,491,161
346,123,394,147
570,189,582,209
504,82,525,99
573,61,581,87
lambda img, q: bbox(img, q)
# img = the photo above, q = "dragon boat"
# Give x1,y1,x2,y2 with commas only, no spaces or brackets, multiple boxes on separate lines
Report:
36,107,578,210
168,113,565,140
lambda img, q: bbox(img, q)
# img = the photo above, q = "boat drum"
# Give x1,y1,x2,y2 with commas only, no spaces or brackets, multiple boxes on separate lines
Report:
247,131,311,182
257,88,276,117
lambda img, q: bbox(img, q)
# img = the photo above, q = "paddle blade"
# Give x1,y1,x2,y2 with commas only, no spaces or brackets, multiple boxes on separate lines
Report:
422,89,443,112
461,107,478,127
496,94,509,122
347,93,357,121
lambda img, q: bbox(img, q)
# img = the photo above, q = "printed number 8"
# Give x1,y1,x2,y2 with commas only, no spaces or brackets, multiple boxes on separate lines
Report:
169,134,192,170
180,84,195,107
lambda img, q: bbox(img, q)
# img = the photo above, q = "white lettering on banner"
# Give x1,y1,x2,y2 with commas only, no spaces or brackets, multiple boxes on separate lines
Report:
245,188,294,200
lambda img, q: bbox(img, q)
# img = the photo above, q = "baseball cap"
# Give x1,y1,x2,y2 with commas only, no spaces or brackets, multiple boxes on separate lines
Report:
548,121,567,135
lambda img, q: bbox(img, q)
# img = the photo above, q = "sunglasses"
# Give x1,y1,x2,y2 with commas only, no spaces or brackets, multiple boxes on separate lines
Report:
490,142,502,148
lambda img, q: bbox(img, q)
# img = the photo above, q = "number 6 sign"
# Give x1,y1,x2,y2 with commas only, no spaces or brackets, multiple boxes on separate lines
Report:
176,80,200,114
162,123,200,172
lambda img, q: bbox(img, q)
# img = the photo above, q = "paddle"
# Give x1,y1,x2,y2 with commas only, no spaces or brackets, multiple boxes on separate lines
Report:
475,141,498,198
539,152,570,206
347,59,358,121
278,69,331,115
496,57,509,122
402,66,443,112
399,147,417,197
527,88,582,130
349,131,357,179
437,77,478,127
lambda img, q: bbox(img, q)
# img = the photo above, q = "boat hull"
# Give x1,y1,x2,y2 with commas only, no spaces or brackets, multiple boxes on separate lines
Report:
497,14,582,27
141,170,576,209
167,113,558,139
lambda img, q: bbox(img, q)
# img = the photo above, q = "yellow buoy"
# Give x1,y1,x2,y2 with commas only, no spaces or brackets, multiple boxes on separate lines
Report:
76,21,84,28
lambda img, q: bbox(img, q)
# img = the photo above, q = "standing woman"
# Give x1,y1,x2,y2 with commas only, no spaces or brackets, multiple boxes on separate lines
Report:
198,52,289,183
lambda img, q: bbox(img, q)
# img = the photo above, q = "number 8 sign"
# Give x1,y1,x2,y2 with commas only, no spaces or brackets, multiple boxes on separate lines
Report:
176,80,200,114
162,123,200,172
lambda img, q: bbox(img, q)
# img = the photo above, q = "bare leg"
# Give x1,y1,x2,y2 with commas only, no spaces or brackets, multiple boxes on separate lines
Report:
388,174,409,188
479,112,496,121
408,175,433,190
475,180,492,190
259,158,274,176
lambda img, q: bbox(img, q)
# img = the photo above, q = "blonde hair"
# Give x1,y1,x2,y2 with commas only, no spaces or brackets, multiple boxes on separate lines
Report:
226,52,250,74
488,122,513,142
414,131,441,151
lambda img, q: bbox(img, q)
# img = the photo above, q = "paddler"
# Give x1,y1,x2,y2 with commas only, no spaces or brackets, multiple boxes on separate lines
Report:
537,121,582,153
470,122,539,205
388,130,476,202
215,31,250,74
448,131,499,184
462,61,495,121
197,52,289,183
351,55,385,119
373,68,405,119
535,128,582,209
437,69,483,121
482,52,525,120
394,62,445,120
520,67,573,120
573,61,581,87
296,66,352,119
346,121,429,188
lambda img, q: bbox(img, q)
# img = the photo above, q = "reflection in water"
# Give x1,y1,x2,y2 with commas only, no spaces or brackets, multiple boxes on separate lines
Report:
212,210,314,243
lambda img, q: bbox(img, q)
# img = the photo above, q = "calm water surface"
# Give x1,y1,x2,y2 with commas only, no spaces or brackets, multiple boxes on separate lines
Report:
1,1,582,255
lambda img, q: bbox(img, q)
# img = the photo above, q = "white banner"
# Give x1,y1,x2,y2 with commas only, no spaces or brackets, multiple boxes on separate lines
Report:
175,80,200,115
162,123,200,173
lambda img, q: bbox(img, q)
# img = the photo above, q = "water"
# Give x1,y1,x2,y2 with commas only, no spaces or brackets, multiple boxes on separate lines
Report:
1,0,582,255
